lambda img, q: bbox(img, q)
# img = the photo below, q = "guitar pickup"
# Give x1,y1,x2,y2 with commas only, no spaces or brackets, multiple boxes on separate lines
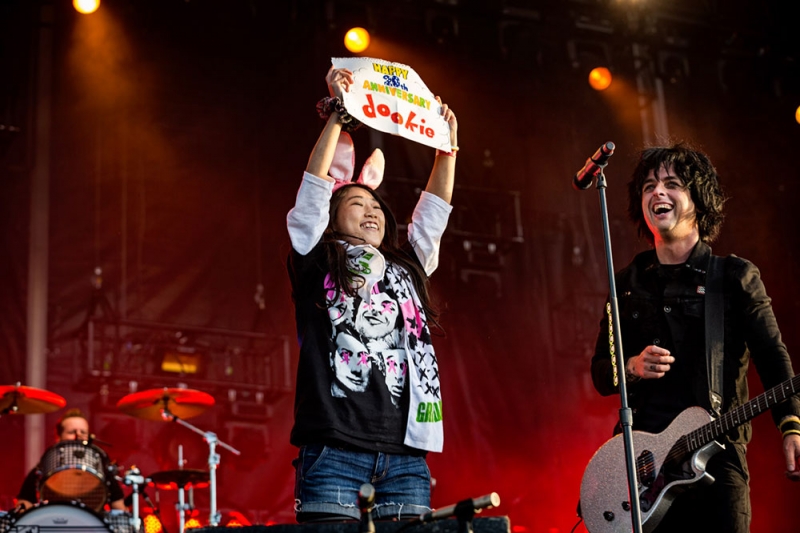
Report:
637,449,656,487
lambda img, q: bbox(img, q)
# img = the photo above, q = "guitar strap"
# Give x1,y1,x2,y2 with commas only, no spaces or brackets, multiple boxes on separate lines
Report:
705,254,725,416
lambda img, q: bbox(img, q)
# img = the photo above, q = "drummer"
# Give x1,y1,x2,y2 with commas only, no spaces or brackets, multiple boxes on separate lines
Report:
14,408,126,512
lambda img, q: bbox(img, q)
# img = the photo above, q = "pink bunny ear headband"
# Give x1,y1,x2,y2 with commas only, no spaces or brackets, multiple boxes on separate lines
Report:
329,132,385,193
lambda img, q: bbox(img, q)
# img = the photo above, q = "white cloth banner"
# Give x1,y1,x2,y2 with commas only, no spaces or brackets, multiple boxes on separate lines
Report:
332,57,451,151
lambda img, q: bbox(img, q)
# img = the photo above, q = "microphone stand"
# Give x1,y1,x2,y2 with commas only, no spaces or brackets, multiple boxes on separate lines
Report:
358,483,375,533
584,165,644,533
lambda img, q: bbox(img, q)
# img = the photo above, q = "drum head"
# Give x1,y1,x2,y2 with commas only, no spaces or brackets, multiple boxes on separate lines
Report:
12,503,108,533
38,441,108,511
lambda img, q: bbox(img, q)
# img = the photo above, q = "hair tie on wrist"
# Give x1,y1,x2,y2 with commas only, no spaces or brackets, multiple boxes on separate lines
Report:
436,149,457,158
316,96,363,133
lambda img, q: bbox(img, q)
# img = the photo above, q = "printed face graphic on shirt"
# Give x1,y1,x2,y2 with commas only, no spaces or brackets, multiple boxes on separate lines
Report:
331,331,372,394
356,292,401,343
382,350,408,407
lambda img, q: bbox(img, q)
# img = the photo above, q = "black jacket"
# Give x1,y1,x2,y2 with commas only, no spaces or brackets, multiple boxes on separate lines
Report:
591,241,800,443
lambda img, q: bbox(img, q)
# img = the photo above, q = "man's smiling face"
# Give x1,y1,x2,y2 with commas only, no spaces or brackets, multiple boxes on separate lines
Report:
641,163,698,244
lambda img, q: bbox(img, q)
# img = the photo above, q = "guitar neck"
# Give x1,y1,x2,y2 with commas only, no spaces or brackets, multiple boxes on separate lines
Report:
682,374,800,452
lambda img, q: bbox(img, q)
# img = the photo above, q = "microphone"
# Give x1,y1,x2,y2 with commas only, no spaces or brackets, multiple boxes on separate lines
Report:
417,492,500,523
358,483,375,533
573,142,615,190
88,433,113,447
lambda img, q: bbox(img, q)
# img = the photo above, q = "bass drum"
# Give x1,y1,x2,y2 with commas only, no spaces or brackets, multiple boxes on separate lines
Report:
9,503,108,533
38,440,109,511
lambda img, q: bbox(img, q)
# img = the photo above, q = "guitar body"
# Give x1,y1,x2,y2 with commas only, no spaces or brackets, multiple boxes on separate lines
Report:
580,407,725,533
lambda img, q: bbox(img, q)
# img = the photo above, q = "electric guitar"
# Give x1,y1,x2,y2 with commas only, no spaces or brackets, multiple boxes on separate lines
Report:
579,374,800,533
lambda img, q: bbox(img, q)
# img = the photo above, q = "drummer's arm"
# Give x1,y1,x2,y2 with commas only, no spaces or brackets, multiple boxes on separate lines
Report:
110,498,126,511
14,499,34,512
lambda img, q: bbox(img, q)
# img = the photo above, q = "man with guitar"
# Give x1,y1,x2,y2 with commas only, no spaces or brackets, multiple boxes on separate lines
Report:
587,144,800,532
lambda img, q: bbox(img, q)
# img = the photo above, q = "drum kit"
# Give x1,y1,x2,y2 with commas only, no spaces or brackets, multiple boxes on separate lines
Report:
1,383,241,533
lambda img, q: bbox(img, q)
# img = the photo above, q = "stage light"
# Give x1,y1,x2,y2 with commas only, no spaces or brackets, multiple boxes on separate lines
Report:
589,67,613,91
344,27,370,53
795,105,800,125
160,349,202,374
143,515,162,533
224,511,251,527
73,0,100,14
184,518,203,530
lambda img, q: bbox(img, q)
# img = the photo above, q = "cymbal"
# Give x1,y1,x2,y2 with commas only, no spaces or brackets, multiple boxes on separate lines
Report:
148,469,210,490
116,388,214,421
0,383,66,415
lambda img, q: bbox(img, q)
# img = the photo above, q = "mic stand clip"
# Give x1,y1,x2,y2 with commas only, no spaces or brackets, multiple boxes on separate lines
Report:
453,500,478,533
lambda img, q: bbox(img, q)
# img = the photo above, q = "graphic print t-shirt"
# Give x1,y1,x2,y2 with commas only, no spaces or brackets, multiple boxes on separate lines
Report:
287,172,451,453
288,244,414,452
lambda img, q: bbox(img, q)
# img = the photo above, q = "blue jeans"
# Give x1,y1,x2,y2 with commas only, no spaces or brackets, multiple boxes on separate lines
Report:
293,444,432,521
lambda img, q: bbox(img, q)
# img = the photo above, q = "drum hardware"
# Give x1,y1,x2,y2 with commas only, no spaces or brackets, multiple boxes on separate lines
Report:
172,445,192,533
121,467,149,533
116,388,240,530
0,510,14,533
146,446,212,533
105,509,144,533
0,382,66,415
148,469,210,490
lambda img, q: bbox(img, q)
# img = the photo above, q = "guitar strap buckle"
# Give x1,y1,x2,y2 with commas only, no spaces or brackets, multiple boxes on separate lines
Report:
709,391,722,417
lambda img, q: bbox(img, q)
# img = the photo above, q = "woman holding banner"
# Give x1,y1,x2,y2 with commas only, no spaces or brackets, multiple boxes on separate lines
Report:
286,65,457,522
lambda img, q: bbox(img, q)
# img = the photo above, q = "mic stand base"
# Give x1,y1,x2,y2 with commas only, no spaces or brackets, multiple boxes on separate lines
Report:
454,501,476,533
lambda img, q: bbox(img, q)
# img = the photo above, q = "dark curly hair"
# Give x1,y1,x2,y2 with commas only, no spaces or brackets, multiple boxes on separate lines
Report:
628,143,727,244
323,183,439,322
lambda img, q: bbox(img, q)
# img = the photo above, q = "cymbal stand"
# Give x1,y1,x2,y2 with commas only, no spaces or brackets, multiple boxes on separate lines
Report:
175,445,190,533
160,406,241,527
0,382,22,416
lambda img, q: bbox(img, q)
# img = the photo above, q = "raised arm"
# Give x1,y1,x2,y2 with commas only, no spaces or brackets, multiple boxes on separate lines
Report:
424,97,457,204
305,67,355,180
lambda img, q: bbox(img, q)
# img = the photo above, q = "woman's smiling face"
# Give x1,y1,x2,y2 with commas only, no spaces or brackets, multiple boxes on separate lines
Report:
332,186,385,247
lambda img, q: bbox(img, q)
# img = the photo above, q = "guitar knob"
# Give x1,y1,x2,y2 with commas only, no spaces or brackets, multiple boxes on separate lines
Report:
621,501,631,511
603,511,615,522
